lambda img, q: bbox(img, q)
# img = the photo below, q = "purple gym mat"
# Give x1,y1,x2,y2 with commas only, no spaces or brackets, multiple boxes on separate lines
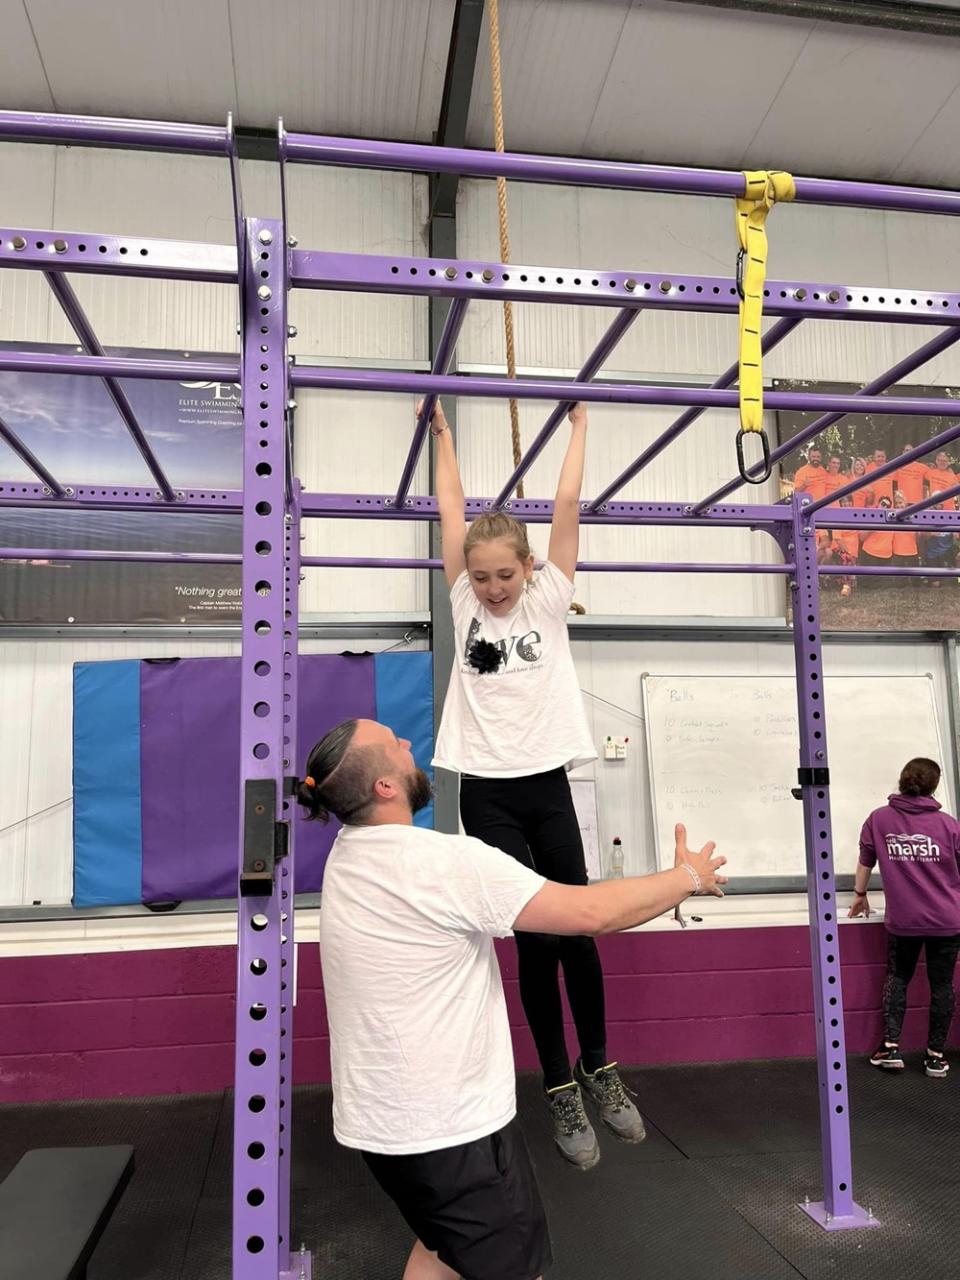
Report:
139,653,377,901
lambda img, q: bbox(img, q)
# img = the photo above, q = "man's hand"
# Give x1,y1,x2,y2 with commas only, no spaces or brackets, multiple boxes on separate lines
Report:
567,402,587,429
848,894,872,918
417,398,448,431
674,822,728,898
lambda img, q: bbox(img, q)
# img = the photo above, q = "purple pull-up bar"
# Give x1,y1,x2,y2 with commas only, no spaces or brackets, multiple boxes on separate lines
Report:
0,109,230,155
0,413,65,496
692,326,960,512
392,298,469,507
45,272,176,501
284,132,960,218
491,307,641,510
587,316,801,512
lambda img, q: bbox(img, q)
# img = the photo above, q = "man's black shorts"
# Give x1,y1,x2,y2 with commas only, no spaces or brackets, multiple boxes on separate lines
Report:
361,1119,552,1280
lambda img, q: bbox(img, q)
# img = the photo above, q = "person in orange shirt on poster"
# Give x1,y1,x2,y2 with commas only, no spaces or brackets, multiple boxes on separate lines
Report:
822,494,860,599
850,457,870,508
860,494,895,588
892,490,921,585
925,451,957,510
793,446,831,503
821,455,850,503
865,448,895,506
895,445,928,505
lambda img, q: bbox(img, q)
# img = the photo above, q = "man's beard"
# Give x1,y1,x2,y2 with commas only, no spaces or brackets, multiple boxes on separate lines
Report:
404,768,434,814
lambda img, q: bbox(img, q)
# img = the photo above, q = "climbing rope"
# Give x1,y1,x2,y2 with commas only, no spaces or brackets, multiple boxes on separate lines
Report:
734,169,795,482
488,0,524,498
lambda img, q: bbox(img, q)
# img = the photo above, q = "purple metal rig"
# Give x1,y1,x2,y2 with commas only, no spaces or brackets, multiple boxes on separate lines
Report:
11,105,960,1269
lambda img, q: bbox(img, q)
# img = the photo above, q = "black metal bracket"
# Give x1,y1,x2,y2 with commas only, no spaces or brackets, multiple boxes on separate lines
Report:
796,766,831,789
283,775,300,797
241,778,281,897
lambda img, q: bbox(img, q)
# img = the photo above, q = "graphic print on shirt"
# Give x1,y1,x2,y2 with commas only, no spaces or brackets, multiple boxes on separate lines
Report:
463,615,542,674
885,833,942,861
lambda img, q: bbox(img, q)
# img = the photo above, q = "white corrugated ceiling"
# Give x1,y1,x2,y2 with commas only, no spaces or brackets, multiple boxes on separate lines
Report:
4,0,960,186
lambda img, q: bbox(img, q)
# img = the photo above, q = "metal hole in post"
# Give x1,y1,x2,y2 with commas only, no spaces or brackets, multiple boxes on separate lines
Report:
256,502,271,516
254,702,270,718
253,743,270,760
250,1003,267,1020
256,463,272,477
249,1095,267,1113
247,1189,265,1206
246,1236,265,1253
254,661,271,676
255,541,271,556
251,958,267,975
249,1048,266,1065
255,621,271,636
255,581,271,596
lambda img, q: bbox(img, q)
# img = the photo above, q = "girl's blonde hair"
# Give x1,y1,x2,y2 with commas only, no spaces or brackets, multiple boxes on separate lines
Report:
464,513,532,562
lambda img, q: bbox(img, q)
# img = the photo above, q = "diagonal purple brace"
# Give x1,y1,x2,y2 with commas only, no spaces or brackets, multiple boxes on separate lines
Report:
393,297,469,507
891,478,960,520
805,418,960,515
692,325,960,512
587,316,801,511
45,271,175,500
492,307,641,510
0,412,65,496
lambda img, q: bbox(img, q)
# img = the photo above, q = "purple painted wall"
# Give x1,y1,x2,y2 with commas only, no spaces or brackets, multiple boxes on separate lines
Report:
1,923,956,1103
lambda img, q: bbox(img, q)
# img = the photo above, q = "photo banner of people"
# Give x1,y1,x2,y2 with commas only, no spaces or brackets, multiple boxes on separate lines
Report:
0,343,242,624
775,380,960,631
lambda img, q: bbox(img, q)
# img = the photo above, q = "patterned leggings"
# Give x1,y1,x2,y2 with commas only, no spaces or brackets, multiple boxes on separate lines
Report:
883,933,960,1053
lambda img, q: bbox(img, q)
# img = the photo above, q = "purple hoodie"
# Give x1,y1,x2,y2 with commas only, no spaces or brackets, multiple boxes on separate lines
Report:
859,794,960,936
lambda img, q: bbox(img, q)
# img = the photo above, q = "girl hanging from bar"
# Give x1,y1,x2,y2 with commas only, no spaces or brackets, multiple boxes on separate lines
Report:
428,397,646,1171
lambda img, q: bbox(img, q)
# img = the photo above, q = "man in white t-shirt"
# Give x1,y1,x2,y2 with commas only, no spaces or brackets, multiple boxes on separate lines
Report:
297,718,727,1280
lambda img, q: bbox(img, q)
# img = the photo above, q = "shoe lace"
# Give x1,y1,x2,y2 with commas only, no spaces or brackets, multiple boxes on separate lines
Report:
592,1068,634,1111
551,1088,588,1136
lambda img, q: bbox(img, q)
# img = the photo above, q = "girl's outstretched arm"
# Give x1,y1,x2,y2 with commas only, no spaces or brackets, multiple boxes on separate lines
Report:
548,403,587,582
427,399,467,587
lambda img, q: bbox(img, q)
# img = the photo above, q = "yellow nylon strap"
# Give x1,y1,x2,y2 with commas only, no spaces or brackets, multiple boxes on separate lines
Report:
735,169,795,433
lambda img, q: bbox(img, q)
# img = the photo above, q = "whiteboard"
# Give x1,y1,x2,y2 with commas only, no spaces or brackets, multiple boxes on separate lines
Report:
642,674,945,881
570,778,602,881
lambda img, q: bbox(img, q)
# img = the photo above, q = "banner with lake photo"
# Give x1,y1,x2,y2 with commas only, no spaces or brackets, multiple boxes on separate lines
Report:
0,344,241,624
775,380,960,631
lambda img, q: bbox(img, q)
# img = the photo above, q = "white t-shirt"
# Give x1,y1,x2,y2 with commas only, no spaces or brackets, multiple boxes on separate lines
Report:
319,822,546,1155
433,560,597,777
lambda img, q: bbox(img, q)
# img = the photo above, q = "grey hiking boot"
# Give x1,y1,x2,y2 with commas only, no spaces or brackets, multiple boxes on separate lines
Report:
545,1082,600,1170
574,1060,647,1143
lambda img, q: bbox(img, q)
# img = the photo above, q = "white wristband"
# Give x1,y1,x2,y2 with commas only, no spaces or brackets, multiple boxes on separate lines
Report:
679,863,702,895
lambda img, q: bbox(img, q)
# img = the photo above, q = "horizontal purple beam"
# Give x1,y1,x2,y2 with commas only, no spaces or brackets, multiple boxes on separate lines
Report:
0,109,230,155
45,272,176,501
289,365,960,417
284,133,960,216
492,307,641,509
587,316,801,512
693,326,960,511
0,351,239,382
0,546,794,574
820,565,960,577
1,227,236,283
0,482,240,511
290,249,960,328
806,420,960,514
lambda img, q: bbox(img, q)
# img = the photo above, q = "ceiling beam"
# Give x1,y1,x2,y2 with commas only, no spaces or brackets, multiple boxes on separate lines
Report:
430,0,486,220
669,0,960,38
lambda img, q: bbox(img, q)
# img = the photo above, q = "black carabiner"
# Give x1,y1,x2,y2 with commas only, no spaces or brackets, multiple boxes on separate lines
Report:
736,427,773,485
736,247,746,301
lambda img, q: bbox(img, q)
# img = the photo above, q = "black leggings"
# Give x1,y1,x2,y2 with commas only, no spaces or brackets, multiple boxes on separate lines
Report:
883,933,960,1053
460,768,607,1091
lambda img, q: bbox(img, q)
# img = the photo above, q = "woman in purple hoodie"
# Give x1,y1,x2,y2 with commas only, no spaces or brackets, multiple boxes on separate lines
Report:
850,757,960,1078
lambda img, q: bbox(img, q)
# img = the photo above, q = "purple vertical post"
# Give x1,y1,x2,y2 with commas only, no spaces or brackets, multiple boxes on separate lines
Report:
232,216,309,1279
276,479,302,1268
790,493,879,1233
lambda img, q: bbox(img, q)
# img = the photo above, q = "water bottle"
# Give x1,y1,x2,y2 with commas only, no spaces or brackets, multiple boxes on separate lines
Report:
610,837,624,879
